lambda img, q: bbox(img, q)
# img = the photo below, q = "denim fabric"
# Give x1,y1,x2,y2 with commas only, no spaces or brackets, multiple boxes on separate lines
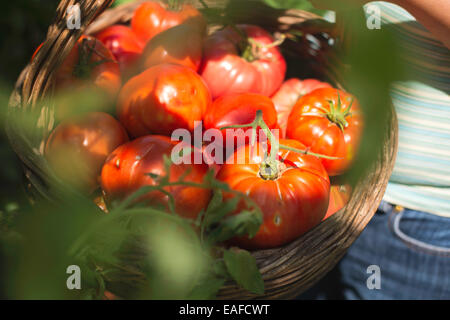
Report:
299,202,450,300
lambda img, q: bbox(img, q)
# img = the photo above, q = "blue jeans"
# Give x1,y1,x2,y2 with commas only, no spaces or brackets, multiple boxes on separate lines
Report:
299,202,450,299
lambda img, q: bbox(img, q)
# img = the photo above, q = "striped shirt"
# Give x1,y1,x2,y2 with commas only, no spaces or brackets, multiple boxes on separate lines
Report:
365,2,450,217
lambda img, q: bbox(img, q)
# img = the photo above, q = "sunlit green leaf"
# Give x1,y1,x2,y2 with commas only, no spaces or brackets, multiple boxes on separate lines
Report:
224,248,264,295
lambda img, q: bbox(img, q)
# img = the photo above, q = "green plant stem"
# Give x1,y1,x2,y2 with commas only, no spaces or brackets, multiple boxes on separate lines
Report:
198,0,208,9
324,92,354,131
73,38,114,80
220,110,342,180
220,110,341,161
228,25,286,63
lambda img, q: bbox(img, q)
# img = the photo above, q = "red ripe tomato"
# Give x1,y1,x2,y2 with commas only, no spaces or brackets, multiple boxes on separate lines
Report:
216,139,330,249
203,93,279,152
100,135,211,219
95,25,144,73
117,63,212,138
45,112,129,193
200,24,287,99
323,184,352,220
131,1,206,43
55,35,121,96
286,88,363,176
271,78,332,135
141,24,203,72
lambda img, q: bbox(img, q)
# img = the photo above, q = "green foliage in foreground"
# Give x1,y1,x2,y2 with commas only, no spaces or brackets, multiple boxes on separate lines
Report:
0,158,264,299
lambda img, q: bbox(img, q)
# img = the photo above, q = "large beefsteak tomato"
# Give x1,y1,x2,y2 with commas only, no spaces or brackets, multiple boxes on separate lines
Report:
117,64,212,138
216,139,330,249
200,24,286,99
100,135,211,219
286,88,363,176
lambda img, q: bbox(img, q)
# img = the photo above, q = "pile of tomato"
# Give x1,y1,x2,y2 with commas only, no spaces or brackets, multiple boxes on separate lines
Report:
41,1,363,250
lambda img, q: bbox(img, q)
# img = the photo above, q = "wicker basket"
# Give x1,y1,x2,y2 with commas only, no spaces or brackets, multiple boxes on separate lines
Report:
6,0,398,299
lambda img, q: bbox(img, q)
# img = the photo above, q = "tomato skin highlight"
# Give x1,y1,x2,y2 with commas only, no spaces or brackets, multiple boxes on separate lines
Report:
45,112,129,193
95,25,144,73
216,139,330,249
200,24,287,99
141,24,204,72
323,184,352,220
271,78,332,135
203,93,279,153
286,88,363,176
100,135,211,219
117,63,212,138
131,1,206,44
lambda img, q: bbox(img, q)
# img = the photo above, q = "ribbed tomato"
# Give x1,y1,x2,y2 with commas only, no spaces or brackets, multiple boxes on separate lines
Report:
271,78,332,135
203,93,279,153
286,88,363,176
95,25,144,73
117,63,212,138
200,24,286,99
141,24,203,71
216,139,330,249
100,135,211,219
131,1,205,43
45,112,129,193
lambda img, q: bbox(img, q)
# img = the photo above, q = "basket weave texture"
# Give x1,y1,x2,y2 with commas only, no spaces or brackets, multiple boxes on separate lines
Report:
6,0,398,299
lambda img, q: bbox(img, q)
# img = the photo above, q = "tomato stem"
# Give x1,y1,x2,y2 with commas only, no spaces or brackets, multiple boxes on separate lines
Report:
241,43,257,62
242,32,286,63
72,38,114,80
198,0,209,9
248,33,286,50
228,25,285,63
227,25,255,62
324,91,354,132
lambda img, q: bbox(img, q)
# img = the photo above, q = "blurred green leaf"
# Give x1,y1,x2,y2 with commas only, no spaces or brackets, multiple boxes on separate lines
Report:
224,248,264,295
335,8,404,186
263,0,327,15
203,191,239,230
113,0,136,7
207,209,262,245
263,0,313,10
187,277,225,300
